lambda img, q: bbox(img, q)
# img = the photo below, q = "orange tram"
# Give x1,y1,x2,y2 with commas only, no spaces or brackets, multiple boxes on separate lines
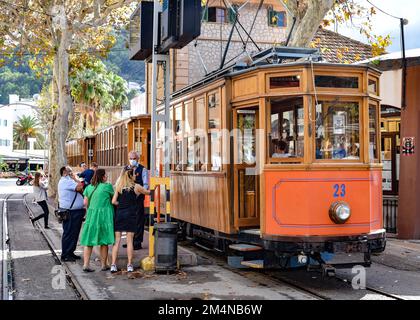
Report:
67,55,386,271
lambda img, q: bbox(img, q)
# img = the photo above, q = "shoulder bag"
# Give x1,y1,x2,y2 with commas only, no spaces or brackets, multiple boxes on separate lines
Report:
55,192,78,223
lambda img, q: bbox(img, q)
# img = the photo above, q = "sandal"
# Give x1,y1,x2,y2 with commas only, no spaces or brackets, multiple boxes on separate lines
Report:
101,266,110,271
82,267,95,273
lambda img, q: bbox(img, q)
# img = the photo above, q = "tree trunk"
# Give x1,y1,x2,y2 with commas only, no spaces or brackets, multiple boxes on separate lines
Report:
285,0,335,48
48,27,73,199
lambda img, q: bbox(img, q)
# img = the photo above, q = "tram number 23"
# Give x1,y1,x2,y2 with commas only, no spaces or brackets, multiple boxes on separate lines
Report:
333,184,346,198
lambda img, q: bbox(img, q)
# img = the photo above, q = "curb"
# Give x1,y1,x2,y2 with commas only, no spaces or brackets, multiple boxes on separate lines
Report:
23,194,89,300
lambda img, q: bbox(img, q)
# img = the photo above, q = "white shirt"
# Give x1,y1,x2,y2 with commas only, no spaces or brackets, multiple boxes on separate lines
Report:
58,176,84,210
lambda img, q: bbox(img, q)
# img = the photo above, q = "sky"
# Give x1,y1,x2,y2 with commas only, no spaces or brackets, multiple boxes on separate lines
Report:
326,0,420,53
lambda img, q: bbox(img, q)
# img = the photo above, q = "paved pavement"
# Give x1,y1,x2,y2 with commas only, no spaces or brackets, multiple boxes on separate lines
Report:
23,192,317,300
2,178,420,300
2,193,77,300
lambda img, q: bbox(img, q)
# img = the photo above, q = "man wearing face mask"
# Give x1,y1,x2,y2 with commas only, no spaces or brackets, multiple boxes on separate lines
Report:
124,150,149,250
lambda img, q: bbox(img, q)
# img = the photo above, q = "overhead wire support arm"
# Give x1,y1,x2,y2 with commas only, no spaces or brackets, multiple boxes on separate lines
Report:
219,7,239,70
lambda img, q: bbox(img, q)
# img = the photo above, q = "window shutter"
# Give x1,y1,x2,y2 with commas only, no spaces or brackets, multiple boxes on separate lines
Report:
268,8,275,26
278,12,285,27
202,5,208,22
228,6,237,23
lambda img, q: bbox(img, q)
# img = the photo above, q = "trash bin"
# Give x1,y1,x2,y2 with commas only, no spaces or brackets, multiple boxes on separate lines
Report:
154,222,178,272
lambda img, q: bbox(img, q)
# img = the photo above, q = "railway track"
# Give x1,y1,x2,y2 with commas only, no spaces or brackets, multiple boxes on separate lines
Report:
1,194,13,300
182,240,408,300
22,193,87,300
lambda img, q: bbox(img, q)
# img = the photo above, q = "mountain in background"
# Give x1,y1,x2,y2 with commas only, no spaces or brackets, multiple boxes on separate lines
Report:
0,30,145,105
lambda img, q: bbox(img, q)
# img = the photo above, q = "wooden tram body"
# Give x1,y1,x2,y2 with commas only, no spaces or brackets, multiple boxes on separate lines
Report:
66,60,386,269
161,61,385,268
66,115,151,182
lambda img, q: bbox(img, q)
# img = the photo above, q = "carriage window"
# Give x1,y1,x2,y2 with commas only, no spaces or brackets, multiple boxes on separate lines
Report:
369,103,378,161
210,130,221,171
368,78,378,95
174,105,183,171
195,98,207,171
185,100,194,171
208,92,221,171
269,75,300,89
269,97,304,162
237,110,257,165
208,92,220,129
315,75,359,89
315,101,360,160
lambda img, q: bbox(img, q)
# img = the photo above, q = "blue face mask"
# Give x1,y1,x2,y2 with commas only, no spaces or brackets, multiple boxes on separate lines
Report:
129,160,138,167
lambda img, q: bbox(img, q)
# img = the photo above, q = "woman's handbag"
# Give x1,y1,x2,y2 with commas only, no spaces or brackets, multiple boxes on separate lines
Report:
55,192,78,223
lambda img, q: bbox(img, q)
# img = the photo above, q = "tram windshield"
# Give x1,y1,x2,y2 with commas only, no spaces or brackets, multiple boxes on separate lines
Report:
269,97,304,161
315,101,360,160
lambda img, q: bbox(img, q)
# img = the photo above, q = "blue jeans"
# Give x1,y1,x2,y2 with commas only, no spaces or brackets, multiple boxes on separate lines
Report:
61,209,85,259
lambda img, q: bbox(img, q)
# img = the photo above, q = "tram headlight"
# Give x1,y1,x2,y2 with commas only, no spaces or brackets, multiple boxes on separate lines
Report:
329,201,351,224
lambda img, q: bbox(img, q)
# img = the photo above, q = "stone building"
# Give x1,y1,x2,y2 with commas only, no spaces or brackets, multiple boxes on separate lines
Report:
145,0,374,110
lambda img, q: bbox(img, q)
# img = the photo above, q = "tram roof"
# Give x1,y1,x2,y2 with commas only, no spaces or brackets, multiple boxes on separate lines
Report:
66,114,151,142
172,60,381,100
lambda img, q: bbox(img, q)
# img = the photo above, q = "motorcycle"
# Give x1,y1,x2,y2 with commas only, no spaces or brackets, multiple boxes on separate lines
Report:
16,173,34,186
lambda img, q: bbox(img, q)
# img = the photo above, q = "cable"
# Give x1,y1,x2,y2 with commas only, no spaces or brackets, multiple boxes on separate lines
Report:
365,0,402,20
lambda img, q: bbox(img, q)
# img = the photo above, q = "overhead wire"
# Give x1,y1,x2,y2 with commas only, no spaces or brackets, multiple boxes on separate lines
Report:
365,0,402,20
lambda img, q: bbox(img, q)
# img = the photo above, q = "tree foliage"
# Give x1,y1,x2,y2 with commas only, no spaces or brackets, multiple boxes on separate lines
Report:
70,59,128,135
0,0,137,197
281,0,391,56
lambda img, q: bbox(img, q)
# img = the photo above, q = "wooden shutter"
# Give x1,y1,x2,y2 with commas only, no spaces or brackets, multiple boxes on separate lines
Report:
202,5,208,22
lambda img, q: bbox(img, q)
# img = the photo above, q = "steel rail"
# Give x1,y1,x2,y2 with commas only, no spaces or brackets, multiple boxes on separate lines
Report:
23,193,87,300
2,194,13,300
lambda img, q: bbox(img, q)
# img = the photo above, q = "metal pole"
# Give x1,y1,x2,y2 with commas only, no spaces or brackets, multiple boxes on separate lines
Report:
150,0,160,178
400,18,407,110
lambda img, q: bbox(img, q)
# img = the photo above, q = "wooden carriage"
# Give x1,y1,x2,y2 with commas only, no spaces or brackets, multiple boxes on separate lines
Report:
161,61,384,244
66,115,151,183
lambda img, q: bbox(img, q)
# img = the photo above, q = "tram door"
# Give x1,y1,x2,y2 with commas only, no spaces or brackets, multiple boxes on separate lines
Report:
381,132,400,195
233,107,260,229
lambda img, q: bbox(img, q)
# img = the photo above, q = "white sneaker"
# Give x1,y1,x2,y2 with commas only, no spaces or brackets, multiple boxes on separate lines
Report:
110,264,118,273
127,264,134,272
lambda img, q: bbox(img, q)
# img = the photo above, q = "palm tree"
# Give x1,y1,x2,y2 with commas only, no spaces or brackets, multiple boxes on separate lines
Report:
13,115,45,150
71,60,128,133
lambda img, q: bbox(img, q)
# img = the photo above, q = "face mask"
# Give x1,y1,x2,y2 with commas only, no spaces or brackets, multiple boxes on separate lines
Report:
129,160,138,166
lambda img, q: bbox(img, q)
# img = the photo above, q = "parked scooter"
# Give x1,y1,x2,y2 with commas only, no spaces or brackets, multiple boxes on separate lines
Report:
16,172,34,186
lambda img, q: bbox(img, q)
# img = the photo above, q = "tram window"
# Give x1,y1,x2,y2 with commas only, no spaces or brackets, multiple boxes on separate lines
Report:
210,130,222,171
174,105,183,171
208,92,220,129
368,78,378,95
269,97,304,162
369,103,378,161
195,98,207,171
175,105,182,134
237,110,257,165
315,101,360,160
315,75,358,89
185,100,194,171
269,75,300,89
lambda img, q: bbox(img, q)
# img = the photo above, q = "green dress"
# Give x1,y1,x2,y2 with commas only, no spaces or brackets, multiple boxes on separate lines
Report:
80,183,115,246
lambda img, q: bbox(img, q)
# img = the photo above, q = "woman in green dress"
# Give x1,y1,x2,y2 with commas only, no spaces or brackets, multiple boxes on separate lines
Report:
80,169,115,272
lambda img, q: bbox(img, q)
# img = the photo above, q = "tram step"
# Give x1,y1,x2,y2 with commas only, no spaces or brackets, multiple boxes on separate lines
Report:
240,229,261,236
240,260,265,269
229,244,263,252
